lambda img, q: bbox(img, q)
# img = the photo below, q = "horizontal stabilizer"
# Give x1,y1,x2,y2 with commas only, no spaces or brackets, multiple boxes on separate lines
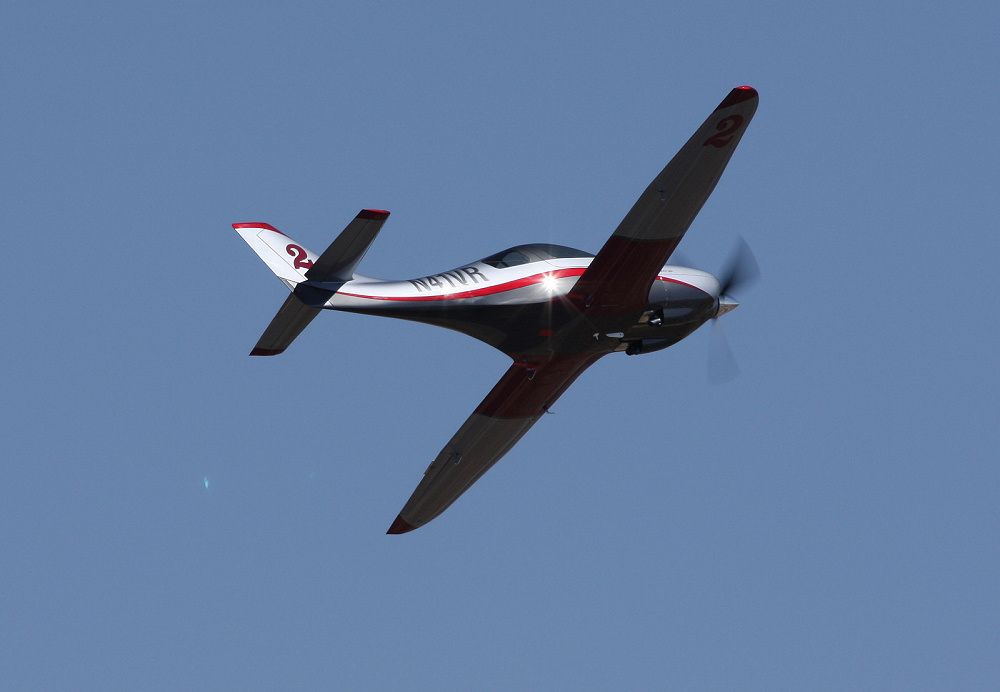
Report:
306,209,390,282
250,293,324,356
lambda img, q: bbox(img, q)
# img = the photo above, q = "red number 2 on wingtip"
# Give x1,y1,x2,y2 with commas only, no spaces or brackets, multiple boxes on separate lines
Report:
703,115,744,148
286,244,314,270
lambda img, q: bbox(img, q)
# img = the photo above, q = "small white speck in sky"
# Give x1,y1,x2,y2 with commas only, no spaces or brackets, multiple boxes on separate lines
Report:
203,477,210,490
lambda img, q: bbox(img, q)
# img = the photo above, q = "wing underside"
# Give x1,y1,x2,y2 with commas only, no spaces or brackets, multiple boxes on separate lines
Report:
569,86,759,314
387,354,602,534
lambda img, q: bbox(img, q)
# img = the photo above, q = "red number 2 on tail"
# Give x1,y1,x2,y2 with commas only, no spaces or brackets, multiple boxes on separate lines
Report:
286,244,313,270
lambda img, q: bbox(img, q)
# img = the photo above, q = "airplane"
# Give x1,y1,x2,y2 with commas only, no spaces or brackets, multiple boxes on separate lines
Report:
233,85,759,534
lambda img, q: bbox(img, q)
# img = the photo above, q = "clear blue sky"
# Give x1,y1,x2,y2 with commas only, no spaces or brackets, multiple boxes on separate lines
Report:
3,1,998,689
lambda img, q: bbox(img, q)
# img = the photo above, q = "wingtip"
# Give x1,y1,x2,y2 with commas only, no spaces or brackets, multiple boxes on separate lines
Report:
250,347,285,356
715,85,758,110
359,209,390,220
386,514,416,535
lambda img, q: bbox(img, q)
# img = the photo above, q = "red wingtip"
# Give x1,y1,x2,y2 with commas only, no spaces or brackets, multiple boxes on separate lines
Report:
233,222,286,236
250,347,285,356
386,514,416,534
358,209,390,220
715,85,758,111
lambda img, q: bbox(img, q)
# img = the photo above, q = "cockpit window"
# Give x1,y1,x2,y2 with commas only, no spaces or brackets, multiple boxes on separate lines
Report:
480,243,593,267
525,244,595,259
481,249,530,268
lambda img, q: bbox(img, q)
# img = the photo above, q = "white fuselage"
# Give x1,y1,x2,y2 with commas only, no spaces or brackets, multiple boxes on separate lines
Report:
324,258,721,310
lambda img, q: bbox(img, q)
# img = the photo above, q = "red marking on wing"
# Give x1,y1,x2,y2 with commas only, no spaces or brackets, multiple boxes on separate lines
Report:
386,514,415,534
250,347,285,356
358,209,390,220
475,354,602,419
714,85,758,111
703,114,745,148
568,235,682,313
233,222,286,236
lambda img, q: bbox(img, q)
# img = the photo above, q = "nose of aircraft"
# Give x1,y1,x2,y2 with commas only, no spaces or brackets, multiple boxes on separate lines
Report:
663,266,720,297
716,294,739,317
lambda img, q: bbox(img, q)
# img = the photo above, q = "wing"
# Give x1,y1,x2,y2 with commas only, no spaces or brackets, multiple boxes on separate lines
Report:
386,354,602,534
569,86,759,314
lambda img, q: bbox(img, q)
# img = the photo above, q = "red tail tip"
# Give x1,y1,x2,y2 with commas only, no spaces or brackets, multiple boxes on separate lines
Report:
233,222,285,236
359,209,390,220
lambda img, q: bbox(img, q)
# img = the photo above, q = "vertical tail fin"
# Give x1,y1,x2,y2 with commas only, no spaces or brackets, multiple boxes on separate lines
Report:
233,222,318,288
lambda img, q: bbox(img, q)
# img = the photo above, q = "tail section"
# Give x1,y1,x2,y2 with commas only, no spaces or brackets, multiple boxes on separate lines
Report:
233,222,319,288
234,210,391,356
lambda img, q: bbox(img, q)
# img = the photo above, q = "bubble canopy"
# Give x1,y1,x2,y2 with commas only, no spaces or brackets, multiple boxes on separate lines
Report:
480,243,594,268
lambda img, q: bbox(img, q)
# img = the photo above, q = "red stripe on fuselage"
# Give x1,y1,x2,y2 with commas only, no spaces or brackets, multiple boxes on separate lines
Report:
338,267,585,302
655,276,696,286
337,267,695,303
